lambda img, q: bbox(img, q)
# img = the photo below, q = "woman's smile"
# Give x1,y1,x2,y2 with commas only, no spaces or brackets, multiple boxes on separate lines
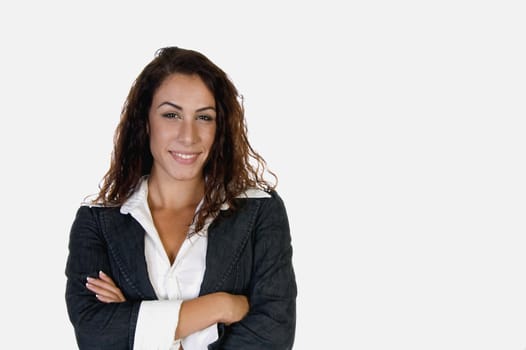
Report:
169,151,201,164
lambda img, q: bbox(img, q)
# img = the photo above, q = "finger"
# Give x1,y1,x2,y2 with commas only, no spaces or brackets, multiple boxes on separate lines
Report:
86,281,122,301
95,294,120,303
98,271,118,287
97,272,126,300
86,277,126,301
86,277,123,296
86,278,125,301
89,287,124,303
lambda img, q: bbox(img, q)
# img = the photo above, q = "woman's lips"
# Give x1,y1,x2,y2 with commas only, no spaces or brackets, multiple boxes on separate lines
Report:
170,151,199,164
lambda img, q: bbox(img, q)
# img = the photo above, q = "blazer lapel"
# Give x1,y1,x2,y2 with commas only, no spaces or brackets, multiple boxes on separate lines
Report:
199,200,260,295
99,208,157,299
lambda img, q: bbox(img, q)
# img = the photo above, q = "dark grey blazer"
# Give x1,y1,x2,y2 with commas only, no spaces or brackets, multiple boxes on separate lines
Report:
65,190,297,350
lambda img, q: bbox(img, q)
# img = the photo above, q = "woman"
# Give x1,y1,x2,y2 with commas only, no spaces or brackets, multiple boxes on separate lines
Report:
65,47,297,350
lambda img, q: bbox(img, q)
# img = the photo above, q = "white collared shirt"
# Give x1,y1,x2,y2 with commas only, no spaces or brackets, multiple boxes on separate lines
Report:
120,178,270,350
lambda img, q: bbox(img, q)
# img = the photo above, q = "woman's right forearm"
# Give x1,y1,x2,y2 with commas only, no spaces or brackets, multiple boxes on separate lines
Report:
175,292,248,339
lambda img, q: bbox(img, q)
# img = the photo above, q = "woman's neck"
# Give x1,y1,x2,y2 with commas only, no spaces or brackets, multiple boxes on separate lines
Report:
147,174,205,211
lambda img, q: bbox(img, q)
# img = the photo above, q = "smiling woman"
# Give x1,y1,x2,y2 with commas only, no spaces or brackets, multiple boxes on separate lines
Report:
149,74,217,187
64,47,297,350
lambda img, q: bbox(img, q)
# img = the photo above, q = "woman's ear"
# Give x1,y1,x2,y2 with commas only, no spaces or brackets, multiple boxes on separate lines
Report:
146,122,150,136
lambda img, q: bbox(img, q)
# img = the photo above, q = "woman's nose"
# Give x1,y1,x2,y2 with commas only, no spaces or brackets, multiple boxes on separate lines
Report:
177,120,198,145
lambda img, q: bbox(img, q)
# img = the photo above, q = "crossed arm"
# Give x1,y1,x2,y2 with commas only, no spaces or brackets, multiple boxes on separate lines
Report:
85,271,248,339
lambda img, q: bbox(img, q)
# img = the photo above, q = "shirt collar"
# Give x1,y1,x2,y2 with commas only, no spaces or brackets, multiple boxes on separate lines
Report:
120,176,149,215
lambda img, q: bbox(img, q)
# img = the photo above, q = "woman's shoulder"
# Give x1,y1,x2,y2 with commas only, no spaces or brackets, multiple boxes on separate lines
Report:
73,196,122,221
246,188,285,203
78,192,122,209
234,187,288,204
235,188,287,215
237,187,272,199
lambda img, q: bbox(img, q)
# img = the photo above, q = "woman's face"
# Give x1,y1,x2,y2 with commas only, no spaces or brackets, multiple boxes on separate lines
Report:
148,73,217,183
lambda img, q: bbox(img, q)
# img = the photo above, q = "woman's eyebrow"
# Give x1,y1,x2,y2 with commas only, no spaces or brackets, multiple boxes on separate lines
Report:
157,101,216,113
157,101,182,110
195,106,216,112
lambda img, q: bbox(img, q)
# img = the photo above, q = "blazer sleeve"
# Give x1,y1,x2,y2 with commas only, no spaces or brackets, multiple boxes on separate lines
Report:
65,206,141,350
218,192,297,349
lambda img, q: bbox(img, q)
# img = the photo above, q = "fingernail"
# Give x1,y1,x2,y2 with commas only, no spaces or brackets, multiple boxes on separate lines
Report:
99,270,105,277
86,277,93,282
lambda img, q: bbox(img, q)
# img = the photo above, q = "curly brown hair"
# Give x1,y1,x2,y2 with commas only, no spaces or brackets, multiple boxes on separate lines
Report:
95,46,276,233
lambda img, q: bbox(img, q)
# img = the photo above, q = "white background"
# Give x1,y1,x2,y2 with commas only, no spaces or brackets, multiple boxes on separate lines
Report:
0,0,525,349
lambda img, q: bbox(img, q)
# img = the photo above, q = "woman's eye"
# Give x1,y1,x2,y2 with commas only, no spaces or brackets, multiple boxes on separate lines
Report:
162,112,180,119
197,115,214,121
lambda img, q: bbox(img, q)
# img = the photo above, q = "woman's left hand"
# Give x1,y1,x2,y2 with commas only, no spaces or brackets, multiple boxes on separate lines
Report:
85,271,126,303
